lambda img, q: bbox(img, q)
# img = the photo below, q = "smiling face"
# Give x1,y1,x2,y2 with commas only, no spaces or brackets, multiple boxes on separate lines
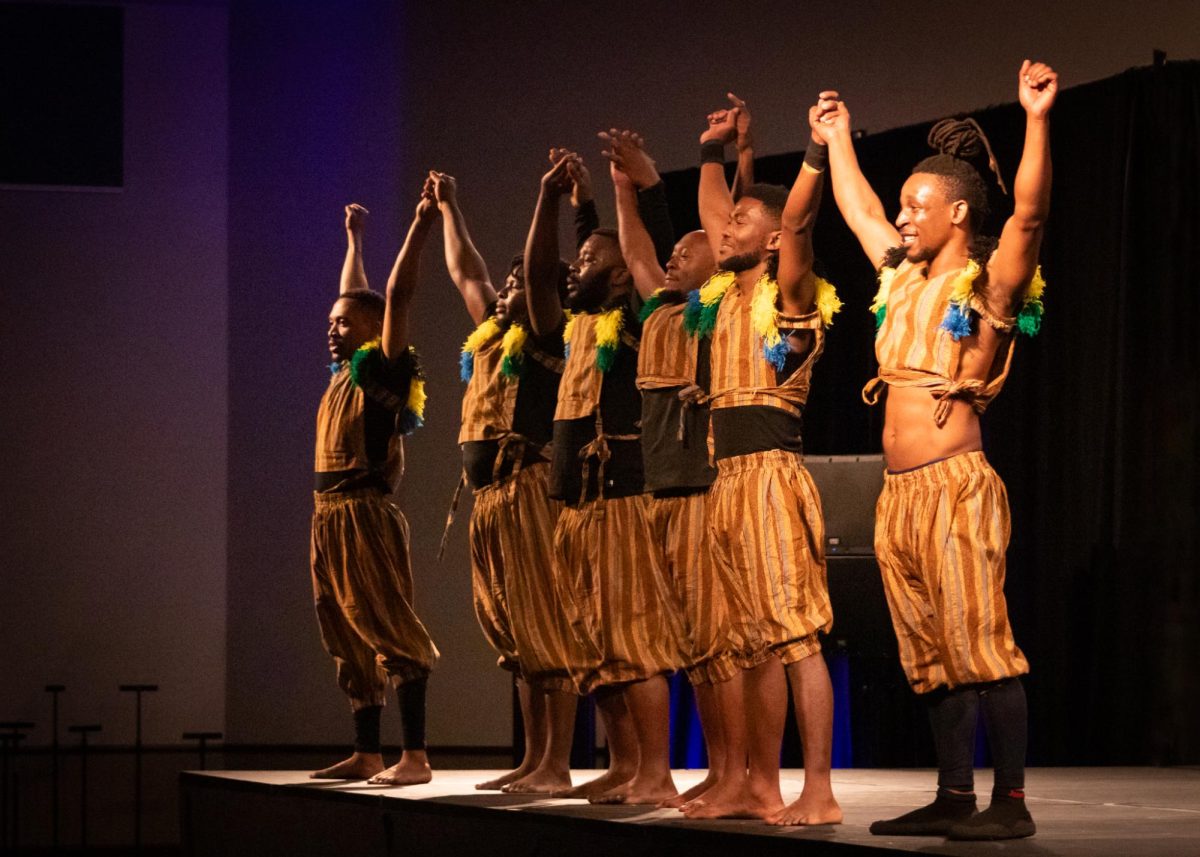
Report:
494,264,529,326
717,197,780,273
664,231,716,293
566,232,628,311
327,297,381,361
895,173,968,264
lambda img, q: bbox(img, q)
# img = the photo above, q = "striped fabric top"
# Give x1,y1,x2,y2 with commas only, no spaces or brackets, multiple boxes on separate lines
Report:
709,277,827,418
314,367,404,491
554,309,639,422
458,337,518,444
864,260,1017,423
637,302,696,390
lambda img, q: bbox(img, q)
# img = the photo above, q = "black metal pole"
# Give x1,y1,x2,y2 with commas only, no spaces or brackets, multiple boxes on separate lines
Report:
68,724,101,851
46,686,65,850
0,722,34,852
119,684,157,851
182,732,223,771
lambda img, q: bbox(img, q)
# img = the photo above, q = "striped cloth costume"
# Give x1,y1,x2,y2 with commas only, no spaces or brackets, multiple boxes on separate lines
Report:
701,270,840,665
637,296,758,685
457,317,583,694
865,257,1044,692
551,306,688,694
311,344,439,710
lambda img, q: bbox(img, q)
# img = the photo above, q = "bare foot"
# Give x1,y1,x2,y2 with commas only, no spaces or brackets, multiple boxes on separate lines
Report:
766,790,843,826
589,775,678,806
367,753,432,786
310,752,384,780
502,767,573,794
476,762,537,790
681,779,783,820
552,767,635,800
660,771,719,808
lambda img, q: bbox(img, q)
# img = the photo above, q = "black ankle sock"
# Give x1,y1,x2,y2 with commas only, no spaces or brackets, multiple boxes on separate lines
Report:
352,705,382,754
979,677,1028,794
925,686,979,793
397,676,428,751
869,789,977,836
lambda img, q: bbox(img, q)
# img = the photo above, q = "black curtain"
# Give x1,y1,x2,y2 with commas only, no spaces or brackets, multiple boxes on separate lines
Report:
661,62,1200,766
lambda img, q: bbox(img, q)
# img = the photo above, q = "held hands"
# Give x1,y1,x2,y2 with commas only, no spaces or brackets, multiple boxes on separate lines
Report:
549,147,592,206
415,176,438,223
699,93,742,145
599,128,660,189
1018,60,1058,119
344,203,369,234
727,92,754,152
809,90,851,145
428,170,458,208
542,148,582,200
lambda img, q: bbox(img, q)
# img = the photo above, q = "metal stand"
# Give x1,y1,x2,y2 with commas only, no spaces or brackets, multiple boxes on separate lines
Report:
119,684,158,851
67,724,101,850
46,685,65,849
182,731,223,770
0,722,34,852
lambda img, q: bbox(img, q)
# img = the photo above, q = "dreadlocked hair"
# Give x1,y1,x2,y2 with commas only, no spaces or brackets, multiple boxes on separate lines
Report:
913,117,1008,232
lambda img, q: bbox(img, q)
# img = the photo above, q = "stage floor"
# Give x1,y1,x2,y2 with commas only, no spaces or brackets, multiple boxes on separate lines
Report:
181,766,1200,857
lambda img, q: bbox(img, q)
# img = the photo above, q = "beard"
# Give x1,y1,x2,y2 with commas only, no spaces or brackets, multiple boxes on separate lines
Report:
718,251,764,274
565,279,609,312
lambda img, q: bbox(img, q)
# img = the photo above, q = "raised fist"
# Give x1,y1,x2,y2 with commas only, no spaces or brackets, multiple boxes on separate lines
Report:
1018,60,1058,119
344,203,369,234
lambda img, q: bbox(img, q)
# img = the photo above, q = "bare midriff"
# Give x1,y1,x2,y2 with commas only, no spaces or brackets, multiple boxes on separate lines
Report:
881,386,982,471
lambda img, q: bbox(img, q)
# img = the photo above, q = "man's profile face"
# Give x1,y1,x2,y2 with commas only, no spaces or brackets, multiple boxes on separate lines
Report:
327,297,380,362
665,231,716,293
495,267,529,326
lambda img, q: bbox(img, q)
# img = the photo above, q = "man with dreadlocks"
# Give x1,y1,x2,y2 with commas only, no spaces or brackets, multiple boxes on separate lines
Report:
680,95,843,826
811,60,1058,841
525,148,688,805
309,193,439,785
430,170,586,795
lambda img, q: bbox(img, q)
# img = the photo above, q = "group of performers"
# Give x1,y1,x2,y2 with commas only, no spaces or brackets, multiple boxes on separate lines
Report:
306,60,1058,842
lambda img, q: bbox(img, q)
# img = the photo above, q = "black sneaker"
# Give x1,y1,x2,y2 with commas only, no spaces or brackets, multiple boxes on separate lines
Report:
870,791,978,836
947,795,1036,840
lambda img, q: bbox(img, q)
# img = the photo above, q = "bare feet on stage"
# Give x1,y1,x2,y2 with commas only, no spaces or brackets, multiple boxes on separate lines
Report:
588,772,678,806
310,751,385,780
476,761,537,791
658,770,719,808
502,765,573,794
766,788,844,826
680,777,784,820
367,751,433,786
552,766,635,800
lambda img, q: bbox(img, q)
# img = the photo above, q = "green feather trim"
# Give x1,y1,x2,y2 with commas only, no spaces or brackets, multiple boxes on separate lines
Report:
874,304,887,331
500,352,524,378
595,342,618,373
1017,300,1044,337
638,292,667,323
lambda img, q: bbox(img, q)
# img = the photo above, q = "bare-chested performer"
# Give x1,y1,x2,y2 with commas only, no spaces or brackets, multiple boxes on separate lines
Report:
524,149,688,805
430,170,587,794
309,191,440,785
811,60,1057,840
600,127,762,809
680,94,843,826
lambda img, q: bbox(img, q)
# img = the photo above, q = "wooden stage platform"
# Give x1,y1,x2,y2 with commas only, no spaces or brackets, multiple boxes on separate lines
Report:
180,766,1200,857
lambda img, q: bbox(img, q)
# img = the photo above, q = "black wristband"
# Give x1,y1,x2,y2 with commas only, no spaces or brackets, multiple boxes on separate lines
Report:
803,142,829,172
700,141,726,165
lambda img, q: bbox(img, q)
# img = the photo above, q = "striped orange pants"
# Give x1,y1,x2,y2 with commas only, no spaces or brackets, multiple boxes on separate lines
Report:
709,449,831,665
647,492,757,685
471,463,581,694
310,490,439,709
874,451,1029,693
554,494,687,694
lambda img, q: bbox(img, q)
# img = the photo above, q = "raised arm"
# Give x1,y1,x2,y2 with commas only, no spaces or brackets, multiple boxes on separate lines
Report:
776,130,826,315
523,151,574,337
554,147,600,250
698,102,740,260
812,92,901,269
605,153,665,300
431,171,497,326
339,203,369,293
987,60,1057,304
729,93,756,201
600,128,675,267
382,180,438,362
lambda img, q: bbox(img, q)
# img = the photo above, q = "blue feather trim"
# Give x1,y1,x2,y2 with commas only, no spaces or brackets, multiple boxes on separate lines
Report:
762,338,789,371
459,350,474,382
940,303,973,340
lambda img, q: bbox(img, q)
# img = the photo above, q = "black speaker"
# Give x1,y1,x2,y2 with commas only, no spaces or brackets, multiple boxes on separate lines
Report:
805,454,883,556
